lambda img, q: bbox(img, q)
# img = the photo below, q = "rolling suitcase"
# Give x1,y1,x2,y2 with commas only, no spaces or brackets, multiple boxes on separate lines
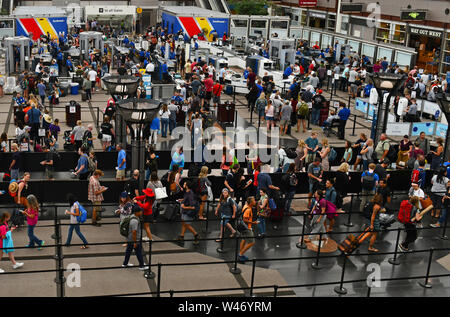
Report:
81,90,87,101
338,227,371,255
162,203,178,222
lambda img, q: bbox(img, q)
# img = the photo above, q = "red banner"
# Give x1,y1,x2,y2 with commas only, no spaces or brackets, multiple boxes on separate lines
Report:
299,0,317,7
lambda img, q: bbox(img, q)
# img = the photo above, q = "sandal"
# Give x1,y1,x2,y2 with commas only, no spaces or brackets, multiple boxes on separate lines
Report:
81,245,89,249
215,238,222,243
230,232,237,238
177,235,184,241
368,247,379,252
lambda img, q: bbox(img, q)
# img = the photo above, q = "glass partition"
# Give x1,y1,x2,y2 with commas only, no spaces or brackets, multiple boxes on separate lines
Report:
335,37,346,44
311,31,320,44
348,40,360,53
395,51,412,67
322,34,332,49
302,30,310,41
289,28,303,39
378,47,393,62
362,43,375,60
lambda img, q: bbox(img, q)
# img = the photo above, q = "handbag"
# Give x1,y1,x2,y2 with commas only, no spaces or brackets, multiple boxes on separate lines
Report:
206,184,213,202
154,187,168,200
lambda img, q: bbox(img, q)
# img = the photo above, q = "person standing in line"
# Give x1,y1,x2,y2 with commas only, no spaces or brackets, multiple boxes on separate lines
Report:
0,212,24,272
133,188,155,241
64,194,89,249
116,143,127,180
115,191,133,247
360,139,374,172
398,196,422,252
305,132,319,166
73,146,90,180
198,166,212,221
88,169,107,227
430,137,444,171
304,190,328,244
430,168,449,219
238,196,258,263
337,103,350,140
9,143,22,180
215,188,237,242
158,104,170,138
360,163,380,210
82,74,92,101
71,120,85,153
122,204,148,270
431,180,450,228
177,181,200,245
256,188,270,239
365,194,383,252
320,138,331,172
22,194,44,249
37,80,46,105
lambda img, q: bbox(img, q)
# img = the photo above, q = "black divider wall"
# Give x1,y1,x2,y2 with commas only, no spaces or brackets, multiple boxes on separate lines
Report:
0,170,431,205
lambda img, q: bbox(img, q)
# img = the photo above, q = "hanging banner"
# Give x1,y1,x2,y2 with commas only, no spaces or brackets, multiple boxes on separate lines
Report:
411,122,435,136
142,75,152,99
436,123,448,139
386,123,411,136
355,98,368,114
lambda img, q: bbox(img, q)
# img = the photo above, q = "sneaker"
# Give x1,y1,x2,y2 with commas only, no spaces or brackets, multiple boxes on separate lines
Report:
122,263,134,267
142,236,150,241
13,262,24,269
237,255,246,263
241,255,249,261
430,223,441,228
38,241,45,250
398,243,408,252
138,266,149,271
0,268,4,273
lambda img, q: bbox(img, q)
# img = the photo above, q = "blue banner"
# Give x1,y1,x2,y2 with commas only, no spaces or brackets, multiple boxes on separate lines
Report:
142,75,152,99
436,123,448,138
411,122,435,136
355,98,367,114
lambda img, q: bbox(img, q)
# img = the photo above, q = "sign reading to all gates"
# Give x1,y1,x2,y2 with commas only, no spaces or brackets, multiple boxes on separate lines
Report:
408,26,443,39
299,0,317,7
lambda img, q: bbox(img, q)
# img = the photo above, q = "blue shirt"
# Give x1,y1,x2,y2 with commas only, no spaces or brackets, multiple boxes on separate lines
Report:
37,83,46,96
117,149,126,170
256,84,263,97
77,154,89,174
123,37,129,45
194,42,198,50
381,61,389,71
171,95,183,103
66,59,73,67
283,66,292,77
262,50,269,58
305,137,318,154
27,108,41,124
243,70,249,79
169,51,175,59
150,117,160,130
161,46,165,56
338,107,351,121
57,52,63,61
257,173,272,192
162,63,168,74
15,97,25,106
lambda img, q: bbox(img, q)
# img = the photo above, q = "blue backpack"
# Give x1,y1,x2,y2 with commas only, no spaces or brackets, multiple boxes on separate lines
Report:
268,198,277,211
75,202,88,223
364,84,373,97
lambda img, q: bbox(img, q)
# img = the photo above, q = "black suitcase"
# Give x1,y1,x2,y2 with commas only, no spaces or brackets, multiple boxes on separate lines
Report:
81,90,87,101
162,203,178,221
10,208,25,228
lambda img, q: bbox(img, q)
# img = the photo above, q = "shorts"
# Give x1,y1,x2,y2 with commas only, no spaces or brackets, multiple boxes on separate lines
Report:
297,114,306,120
309,181,319,194
220,216,232,227
116,169,126,179
181,212,194,224
265,116,274,121
306,153,316,164
205,91,212,100
213,95,220,104
241,229,255,243
102,134,112,142
279,119,289,127
143,214,154,223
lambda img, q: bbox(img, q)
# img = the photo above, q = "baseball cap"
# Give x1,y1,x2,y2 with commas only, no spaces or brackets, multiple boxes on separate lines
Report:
317,89,323,94
120,191,128,199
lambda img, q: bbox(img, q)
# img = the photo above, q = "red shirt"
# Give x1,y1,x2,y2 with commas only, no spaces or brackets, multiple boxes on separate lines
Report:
135,195,154,216
204,78,214,92
213,83,223,96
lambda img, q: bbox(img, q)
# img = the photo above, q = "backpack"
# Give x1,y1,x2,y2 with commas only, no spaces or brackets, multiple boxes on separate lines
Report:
406,78,415,89
297,102,309,117
289,173,298,187
406,157,416,169
75,202,88,223
87,157,96,173
363,202,374,219
386,145,397,163
411,169,420,184
361,172,376,190
397,200,413,224
82,130,91,148
328,147,337,162
120,215,138,237
285,148,297,159
236,206,250,233
364,84,373,97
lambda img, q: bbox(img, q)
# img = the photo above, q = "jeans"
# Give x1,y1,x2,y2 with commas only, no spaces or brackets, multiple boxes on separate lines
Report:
40,94,45,105
169,118,176,135
85,89,91,100
65,224,88,246
311,108,320,125
285,190,296,213
439,208,448,225
123,241,144,267
362,159,369,171
27,224,42,247
161,118,169,137
257,216,266,235
282,163,291,173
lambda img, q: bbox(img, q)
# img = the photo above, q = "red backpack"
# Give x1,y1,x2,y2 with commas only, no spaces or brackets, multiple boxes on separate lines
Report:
398,200,413,224
411,169,420,184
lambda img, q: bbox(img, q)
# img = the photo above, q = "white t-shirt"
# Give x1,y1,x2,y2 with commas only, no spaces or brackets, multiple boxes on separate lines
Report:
410,188,425,199
159,109,171,119
88,70,97,81
278,148,295,166
146,63,155,73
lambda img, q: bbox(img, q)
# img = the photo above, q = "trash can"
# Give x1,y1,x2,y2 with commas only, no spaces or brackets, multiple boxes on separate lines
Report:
218,102,235,124
65,102,81,128
70,83,79,95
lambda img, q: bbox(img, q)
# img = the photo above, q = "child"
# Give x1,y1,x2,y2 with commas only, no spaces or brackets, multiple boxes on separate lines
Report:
322,110,339,130
22,194,45,250
0,212,24,272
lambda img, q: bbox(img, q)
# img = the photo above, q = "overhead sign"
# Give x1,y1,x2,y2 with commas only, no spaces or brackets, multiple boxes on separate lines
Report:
401,10,427,21
408,26,443,39
85,6,137,16
299,0,317,7
341,3,364,12
308,11,326,19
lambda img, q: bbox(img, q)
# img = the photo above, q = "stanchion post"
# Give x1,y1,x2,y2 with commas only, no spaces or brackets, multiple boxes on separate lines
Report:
157,262,162,297
350,115,357,136
250,259,256,297
217,219,226,253
348,95,351,109
334,255,348,295
51,205,58,240
169,290,174,298
418,248,434,288
344,195,354,227
388,228,402,265
54,220,66,297
250,104,253,124
273,285,279,297
307,110,311,131
311,232,323,269
230,235,242,274
144,240,155,279
233,85,236,103
296,213,307,249
367,286,372,297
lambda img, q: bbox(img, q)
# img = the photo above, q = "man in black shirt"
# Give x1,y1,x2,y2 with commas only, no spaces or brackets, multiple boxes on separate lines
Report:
311,89,325,125
374,159,390,182
125,169,140,199
9,143,22,180
14,105,26,125
40,145,54,180
376,179,391,208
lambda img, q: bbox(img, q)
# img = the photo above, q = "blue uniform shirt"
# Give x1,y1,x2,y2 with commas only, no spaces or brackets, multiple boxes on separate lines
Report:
117,149,126,170
283,66,292,77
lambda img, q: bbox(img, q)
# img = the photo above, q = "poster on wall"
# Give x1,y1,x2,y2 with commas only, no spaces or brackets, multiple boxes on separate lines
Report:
142,75,152,99
386,123,411,136
436,123,448,139
411,122,435,136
